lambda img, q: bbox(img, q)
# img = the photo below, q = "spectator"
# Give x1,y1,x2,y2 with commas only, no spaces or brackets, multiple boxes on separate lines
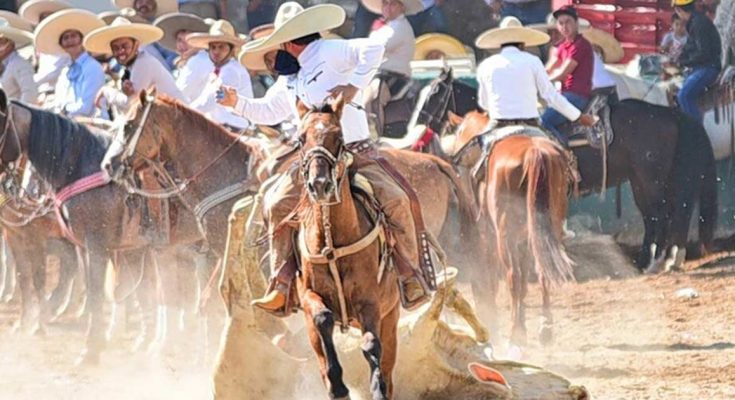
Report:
660,13,688,62
0,17,38,104
407,0,448,35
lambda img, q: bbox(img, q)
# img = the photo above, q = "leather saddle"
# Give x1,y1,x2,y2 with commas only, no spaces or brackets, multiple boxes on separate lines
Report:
566,87,615,149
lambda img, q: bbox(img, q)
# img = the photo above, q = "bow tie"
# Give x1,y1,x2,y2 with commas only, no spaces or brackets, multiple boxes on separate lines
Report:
371,18,387,31
67,61,82,82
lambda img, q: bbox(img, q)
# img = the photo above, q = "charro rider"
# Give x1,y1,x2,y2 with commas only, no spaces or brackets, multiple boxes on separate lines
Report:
218,3,432,314
475,16,595,141
0,17,38,104
34,9,106,117
185,19,252,131
84,17,187,114
111,0,180,71
361,0,421,136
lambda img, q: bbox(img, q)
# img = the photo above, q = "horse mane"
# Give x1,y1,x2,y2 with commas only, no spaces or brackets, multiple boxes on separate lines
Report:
18,101,112,190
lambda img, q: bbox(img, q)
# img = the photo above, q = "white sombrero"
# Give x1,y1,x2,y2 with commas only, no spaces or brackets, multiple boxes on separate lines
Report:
83,16,163,55
239,24,275,71
111,0,178,18
0,11,33,32
361,0,423,16
18,0,71,25
153,12,209,51
98,8,149,25
414,33,470,60
242,2,345,54
475,16,550,50
186,19,245,49
34,9,105,55
0,17,34,48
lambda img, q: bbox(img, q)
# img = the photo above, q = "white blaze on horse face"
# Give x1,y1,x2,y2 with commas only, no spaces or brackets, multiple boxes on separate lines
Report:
314,121,326,133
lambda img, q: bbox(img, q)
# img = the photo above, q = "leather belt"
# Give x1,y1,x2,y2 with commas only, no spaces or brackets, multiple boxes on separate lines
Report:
494,118,540,128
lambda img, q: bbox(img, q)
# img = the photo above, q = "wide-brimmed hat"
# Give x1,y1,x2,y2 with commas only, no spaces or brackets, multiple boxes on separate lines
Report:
154,12,209,51
0,11,33,32
239,24,275,71
475,16,550,50
242,2,345,53
98,8,149,25
34,9,105,55
19,0,71,25
83,16,163,55
186,19,245,49
414,33,469,60
0,17,34,47
582,28,624,63
111,0,178,18
361,0,423,16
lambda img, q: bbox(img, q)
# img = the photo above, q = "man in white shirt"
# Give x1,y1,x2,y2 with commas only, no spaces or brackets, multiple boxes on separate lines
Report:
218,3,432,314
185,19,252,131
0,18,38,104
112,0,180,71
35,9,107,118
83,17,187,114
474,17,594,135
153,11,209,73
361,0,420,136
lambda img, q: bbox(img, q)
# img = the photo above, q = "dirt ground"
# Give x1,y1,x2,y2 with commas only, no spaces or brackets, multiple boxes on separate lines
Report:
1,260,734,399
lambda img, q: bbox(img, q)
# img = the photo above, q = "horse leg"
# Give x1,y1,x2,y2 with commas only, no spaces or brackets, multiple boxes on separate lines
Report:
31,246,50,335
11,245,36,334
357,303,389,400
131,250,158,353
77,249,109,365
302,290,350,399
2,238,17,303
47,239,79,320
538,275,554,347
508,240,528,359
376,305,399,399
0,235,9,301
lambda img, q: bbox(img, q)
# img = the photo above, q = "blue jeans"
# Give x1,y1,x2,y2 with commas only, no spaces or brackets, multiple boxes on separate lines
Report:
407,5,449,36
677,66,720,121
541,92,589,144
501,0,550,26
352,3,379,38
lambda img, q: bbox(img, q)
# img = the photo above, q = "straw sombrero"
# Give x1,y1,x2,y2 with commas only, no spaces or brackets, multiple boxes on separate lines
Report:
34,9,105,55
0,11,33,32
242,2,345,54
414,33,469,60
475,16,550,50
582,28,624,63
18,0,71,25
154,12,209,51
111,0,178,18
98,8,149,25
0,17,34,47
361,0,423,16
186,19,245,49
83,17,163,55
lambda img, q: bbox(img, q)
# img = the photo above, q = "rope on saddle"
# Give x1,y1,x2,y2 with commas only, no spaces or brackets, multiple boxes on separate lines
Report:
53,171,111,247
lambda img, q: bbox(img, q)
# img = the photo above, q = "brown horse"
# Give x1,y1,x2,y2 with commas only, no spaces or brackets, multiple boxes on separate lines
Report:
296,97,399,399
454,112,574,349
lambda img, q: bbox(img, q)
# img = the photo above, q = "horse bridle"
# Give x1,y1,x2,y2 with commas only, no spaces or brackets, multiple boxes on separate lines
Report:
418,76,456,133
299,112,347,205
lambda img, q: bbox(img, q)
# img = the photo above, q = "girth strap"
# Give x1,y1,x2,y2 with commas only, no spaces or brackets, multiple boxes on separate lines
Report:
54,171,111,247
193,182,251,222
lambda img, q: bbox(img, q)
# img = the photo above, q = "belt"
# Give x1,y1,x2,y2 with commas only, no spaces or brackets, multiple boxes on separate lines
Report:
494,118,539,128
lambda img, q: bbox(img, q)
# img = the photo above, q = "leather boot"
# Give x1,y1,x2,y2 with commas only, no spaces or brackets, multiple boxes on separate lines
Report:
399,274,431,311
251,282,288,311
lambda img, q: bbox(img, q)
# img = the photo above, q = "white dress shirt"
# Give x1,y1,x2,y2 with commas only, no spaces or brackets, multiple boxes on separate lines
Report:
369,15,415,76
592,51,616,89
100,50,188,112
52,52,106,117
35,53,70,94
233,38,384,144
0,51,38,104
190,57,253,130
477,46,581,121
176,50,212,101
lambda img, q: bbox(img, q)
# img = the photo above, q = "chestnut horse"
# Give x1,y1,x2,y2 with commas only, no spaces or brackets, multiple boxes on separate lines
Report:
295,96,400,399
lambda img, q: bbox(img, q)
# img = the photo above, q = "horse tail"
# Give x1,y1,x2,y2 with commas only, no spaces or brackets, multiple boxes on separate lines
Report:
524,143,574,286
434,157,478,223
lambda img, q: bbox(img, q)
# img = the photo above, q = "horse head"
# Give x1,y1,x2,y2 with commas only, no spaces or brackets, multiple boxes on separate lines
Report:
415,67,455,134
297,96,347,205
108,87,163,177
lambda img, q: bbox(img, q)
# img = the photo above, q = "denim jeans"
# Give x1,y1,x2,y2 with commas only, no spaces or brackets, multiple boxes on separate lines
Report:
541,91,589,144
677,66,720,121
407,5,449,36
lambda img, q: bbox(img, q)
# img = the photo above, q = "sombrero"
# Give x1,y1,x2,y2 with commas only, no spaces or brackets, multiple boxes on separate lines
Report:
361,0,423,16
83,17,163,55
582,28,624,63
98,8,149,25
186,19,245,49
242,2,345,53
475,16,550,50
239,24,275,71
19,0,71,25
34,9,105,55
154,12,209,51
0,17,34,47
414,33,469,60
0,11,33,32
111,0,178,18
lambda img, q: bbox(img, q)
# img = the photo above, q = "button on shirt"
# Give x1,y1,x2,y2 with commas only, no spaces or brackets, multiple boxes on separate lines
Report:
369,15,415,76
233,38,384,144
477,46,580,121
52,52,105,117
0,51,38,104
100,50,188,112
191,57,253,130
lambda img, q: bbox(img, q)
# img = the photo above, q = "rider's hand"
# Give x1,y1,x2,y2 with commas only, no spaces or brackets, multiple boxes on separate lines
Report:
329,84,359,104
217,86,238,107
577,114,597,127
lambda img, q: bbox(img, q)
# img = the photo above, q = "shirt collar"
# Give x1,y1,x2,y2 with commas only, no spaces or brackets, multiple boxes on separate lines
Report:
72,51,91,65
297,39,322,66
500,46,521,55
1,51,17,67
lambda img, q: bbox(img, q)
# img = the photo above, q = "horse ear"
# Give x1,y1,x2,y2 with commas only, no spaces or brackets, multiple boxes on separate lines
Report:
0,89,7,113
330,93,346,121
296,99,310,119
447,111,464,127
446,67,454,81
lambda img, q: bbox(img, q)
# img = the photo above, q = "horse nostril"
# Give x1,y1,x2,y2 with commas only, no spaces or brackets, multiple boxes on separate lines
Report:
323,181,333,194
307,181,316,194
